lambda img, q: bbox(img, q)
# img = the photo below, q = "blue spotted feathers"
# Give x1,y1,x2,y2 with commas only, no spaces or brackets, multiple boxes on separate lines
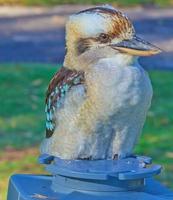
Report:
45,67,84,138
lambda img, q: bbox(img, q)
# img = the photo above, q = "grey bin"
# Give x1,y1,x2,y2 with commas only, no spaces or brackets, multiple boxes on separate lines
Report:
7,155,173,200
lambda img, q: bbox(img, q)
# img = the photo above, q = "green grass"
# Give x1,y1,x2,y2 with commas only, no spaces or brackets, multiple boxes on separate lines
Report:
24,0,172,7
0,63,60,149
0,0,172,6
0,63,173,199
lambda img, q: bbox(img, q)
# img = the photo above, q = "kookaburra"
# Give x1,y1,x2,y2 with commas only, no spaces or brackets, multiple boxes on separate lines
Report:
40,5,161,160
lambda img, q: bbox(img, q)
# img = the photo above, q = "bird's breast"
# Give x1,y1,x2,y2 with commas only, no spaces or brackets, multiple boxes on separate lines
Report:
86,63,152,119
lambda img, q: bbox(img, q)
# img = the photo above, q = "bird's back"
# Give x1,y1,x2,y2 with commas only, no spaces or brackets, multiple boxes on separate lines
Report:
44,67,85,138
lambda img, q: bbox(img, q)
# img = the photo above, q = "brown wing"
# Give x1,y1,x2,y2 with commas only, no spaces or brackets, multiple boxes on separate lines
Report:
45,67,84,138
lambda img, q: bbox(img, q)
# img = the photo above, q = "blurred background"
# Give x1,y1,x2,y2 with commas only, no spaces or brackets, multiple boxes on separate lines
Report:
0,0,173,199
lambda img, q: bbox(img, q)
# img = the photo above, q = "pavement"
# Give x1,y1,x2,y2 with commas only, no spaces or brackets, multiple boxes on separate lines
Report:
0,5,173,69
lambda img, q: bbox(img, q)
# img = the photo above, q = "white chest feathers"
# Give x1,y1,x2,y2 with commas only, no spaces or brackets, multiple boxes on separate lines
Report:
87,59,152,116
41,58,153,160
84,58,153,159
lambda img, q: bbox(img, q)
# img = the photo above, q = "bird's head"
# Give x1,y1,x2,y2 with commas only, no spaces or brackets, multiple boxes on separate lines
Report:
64,5,161,70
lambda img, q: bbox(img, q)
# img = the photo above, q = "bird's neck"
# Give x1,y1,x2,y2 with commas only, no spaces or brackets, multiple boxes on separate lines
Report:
95,55,137,68
64,53,137,71
63,52,82,70
64,50,94,70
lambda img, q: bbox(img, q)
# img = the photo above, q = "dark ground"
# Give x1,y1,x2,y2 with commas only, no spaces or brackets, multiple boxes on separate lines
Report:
0,5,173,69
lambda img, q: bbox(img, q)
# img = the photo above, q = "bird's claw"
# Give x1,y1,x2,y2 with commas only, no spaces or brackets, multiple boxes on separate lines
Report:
113,153,136,160
79,156,92,160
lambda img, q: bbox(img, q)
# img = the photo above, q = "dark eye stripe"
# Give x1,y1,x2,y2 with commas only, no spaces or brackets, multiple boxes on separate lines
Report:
76,38,92,55
76,35,112,55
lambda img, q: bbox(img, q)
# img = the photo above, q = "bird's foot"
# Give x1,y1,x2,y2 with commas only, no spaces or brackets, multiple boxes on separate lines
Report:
113,153,136,160
113,154,118,160
79,156,92,160
126,154,137,159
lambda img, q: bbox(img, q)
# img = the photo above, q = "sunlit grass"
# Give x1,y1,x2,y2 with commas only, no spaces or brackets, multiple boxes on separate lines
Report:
0,64,173,199
0,63,60,149
0,148,45,199
0,0,172,6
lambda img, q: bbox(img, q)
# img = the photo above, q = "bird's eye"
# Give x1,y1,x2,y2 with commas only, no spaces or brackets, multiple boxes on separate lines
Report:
99,33,110,43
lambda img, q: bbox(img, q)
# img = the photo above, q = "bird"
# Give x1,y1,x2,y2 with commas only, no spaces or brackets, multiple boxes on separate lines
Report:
40,5,161,160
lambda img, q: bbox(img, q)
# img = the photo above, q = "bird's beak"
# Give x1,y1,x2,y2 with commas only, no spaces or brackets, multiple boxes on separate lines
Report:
110,36,162,56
